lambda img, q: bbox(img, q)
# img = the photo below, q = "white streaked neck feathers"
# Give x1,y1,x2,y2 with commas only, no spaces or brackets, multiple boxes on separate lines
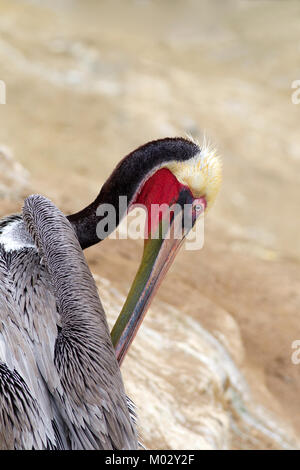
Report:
0,219,36,252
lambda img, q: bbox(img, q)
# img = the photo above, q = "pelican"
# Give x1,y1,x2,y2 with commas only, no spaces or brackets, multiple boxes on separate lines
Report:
0,137,221,449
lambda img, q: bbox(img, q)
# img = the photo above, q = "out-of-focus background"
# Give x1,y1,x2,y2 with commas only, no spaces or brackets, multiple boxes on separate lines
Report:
0,0,300,450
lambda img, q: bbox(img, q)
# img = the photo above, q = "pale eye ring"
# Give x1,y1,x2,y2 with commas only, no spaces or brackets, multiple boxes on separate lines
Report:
194,203,204,212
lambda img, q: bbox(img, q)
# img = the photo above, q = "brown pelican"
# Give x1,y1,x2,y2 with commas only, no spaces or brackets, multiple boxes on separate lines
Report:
0,137,221,449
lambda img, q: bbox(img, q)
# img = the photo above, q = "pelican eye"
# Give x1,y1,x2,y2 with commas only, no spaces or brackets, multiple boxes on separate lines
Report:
193,202,205,213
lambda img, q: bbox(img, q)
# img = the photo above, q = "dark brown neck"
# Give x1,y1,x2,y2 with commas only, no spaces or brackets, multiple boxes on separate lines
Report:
67,200,103,249
67,137,199,249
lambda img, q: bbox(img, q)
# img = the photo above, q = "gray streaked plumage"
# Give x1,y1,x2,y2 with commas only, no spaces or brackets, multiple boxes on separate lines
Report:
0,196,137,449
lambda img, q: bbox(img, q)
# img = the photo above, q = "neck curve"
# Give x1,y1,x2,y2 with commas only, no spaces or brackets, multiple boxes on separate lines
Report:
67,137,199,249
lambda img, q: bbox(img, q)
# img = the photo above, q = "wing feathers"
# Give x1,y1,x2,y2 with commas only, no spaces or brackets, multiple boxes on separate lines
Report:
22,195,138,449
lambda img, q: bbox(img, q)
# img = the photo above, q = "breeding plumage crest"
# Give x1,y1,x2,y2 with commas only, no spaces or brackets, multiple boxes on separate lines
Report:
165,134,222,209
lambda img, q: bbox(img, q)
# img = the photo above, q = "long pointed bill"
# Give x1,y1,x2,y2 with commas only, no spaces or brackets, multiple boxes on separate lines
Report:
111,189,206,365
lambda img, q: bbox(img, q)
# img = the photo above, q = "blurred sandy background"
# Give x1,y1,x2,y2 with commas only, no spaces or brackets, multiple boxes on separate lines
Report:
0,0,300,450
